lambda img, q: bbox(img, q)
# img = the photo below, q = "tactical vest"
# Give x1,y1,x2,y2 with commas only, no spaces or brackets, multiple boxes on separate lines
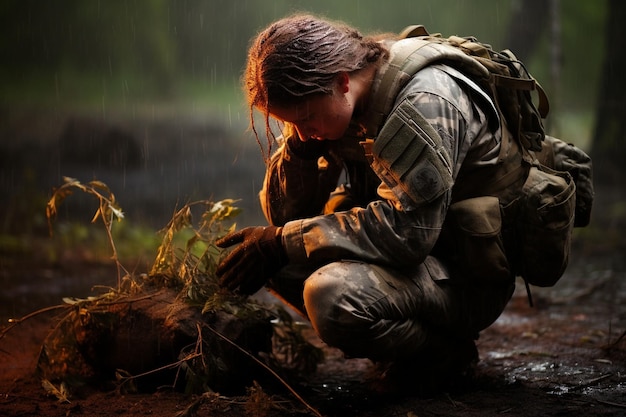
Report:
365,28,592,225
364,35,529,206
362,30,592,292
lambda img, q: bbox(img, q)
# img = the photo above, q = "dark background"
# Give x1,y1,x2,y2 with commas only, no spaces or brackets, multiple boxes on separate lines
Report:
2,0,621,231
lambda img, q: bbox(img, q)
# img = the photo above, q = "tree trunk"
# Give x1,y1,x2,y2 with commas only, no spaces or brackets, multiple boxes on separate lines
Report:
504,0,549,61
591,0,626,184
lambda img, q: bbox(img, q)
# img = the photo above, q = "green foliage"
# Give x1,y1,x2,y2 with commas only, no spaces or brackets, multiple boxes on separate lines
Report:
0,0,607,137
148,199,241,306
0,0,176,96
525,1,607,114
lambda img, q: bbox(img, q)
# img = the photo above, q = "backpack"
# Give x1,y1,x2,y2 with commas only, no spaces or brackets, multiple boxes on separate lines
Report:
401,25,550,153
370,25,593,289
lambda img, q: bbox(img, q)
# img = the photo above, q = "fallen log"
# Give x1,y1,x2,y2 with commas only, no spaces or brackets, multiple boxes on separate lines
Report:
37,286,274,394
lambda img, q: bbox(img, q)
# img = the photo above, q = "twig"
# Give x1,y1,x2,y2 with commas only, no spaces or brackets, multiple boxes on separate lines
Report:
569,373,613,392
0,304,69,340
584,373,613,385
116,351,204,390
201,322,323,417
94,290,168,306
549,277,610,305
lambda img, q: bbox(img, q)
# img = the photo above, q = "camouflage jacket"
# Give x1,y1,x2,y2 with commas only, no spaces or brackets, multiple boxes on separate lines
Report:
260,45,516,270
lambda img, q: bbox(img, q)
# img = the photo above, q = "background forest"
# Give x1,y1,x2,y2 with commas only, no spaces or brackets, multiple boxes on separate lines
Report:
1,1,607,141
0,0,622,234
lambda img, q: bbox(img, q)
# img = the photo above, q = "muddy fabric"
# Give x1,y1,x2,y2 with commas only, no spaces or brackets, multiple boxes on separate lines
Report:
268,257,513,361
434,196,511,286
517,165,576,287
304,259,513,361
276,64,514,269
259,124,381,226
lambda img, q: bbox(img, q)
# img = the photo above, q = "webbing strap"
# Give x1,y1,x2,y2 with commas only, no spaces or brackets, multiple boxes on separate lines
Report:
493,74,550,118
367,37,491,136
366,38,433,136
533,82,550,118
398,24,430,39
366,27,549,152
493,73,536,91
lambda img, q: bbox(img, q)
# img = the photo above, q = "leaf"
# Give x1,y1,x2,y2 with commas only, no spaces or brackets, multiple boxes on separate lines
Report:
206,199,241,223
42,379,71,403
115,369,137,393
62,176,80,185
88,180,110,192
91,207,103,223
62,297,80,305
186,234,199,250
109,203,125,220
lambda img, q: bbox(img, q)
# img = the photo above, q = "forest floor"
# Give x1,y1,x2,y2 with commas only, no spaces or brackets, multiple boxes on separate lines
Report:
1,247,625,417
1,109,625,416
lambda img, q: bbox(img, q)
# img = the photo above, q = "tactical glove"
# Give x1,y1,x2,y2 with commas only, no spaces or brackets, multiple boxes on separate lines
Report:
215,226,287,295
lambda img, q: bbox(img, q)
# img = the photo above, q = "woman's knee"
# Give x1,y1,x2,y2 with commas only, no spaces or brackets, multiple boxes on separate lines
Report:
303,261,375,341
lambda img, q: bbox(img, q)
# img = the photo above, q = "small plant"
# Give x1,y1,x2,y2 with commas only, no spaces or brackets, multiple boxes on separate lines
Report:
46,177,127,287
40,177,324,416
148,198,243,311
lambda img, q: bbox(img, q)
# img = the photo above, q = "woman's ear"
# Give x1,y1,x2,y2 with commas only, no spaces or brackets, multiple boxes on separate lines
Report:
336,72,350,93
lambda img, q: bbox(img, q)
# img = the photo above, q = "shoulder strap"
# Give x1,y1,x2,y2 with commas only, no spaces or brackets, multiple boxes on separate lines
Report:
366,36,491,137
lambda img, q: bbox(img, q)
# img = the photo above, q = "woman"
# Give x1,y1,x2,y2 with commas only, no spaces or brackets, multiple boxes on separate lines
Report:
216,14,522,389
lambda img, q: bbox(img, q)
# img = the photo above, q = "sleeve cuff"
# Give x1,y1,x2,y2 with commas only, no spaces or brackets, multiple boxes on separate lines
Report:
281,219,308,262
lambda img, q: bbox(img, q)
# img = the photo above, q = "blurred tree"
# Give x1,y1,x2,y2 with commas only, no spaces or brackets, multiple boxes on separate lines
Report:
504,0,549,62
0,0,175,98
167,0,511,84
0,0,606,117
591,0,626,183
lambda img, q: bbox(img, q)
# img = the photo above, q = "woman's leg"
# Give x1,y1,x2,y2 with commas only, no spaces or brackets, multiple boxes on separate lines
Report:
302,257,514,361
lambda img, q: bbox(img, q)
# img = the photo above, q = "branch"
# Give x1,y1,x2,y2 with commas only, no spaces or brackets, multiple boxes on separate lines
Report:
201,322,323,417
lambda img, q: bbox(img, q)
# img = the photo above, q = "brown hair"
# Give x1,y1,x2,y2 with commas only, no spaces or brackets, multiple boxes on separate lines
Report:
243,14,389,159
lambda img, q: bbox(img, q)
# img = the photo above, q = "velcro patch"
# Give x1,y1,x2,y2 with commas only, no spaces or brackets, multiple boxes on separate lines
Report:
372,99,454,209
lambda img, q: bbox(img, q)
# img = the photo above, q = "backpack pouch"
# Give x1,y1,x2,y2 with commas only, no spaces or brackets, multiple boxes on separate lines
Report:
440,196,511,285
519,165,576,287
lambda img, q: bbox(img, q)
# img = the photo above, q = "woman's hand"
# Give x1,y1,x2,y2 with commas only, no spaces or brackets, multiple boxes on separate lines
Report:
215,226,286,295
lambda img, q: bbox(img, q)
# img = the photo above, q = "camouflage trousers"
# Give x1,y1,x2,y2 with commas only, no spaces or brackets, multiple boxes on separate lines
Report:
268,257,514,361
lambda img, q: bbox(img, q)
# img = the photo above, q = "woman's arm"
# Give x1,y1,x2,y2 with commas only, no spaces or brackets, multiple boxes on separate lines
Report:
260,125,344,225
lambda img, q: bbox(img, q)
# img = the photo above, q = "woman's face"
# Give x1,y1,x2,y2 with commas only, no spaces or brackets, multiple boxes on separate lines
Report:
268,82,354,141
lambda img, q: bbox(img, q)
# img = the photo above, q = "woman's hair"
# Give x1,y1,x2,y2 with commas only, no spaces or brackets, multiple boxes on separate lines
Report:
243,14,389,158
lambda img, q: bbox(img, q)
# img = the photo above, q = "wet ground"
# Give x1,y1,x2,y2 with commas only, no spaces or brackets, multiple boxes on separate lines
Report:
1,109,625,416
0,247,624,417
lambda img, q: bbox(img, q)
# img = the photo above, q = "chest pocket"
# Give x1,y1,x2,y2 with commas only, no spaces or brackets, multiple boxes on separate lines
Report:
371,98,454,209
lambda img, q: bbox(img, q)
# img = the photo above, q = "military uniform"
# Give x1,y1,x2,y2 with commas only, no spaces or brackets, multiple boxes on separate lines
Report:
259,39,524,362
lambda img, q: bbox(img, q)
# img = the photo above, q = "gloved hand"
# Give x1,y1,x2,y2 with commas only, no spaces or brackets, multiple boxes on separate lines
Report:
215,226,287,295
